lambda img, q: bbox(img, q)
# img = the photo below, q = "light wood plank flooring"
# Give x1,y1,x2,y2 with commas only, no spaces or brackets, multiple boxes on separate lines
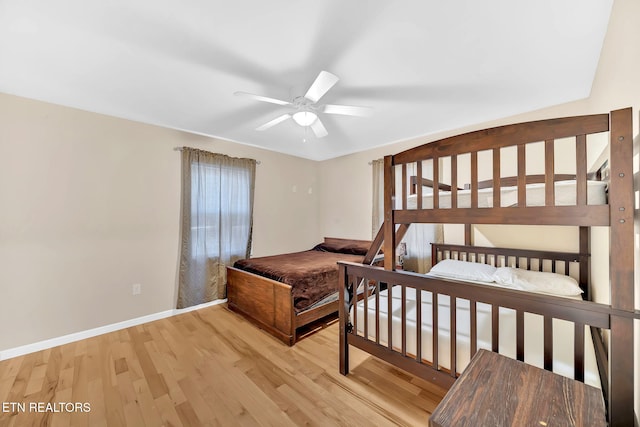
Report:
0,304,446,426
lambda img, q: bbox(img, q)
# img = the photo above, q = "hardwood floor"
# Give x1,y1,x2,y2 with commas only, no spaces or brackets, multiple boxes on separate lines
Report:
0,305,446,426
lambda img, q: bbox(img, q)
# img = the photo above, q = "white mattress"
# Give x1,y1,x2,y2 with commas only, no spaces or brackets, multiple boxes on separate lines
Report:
352,277,600,388
405,180,607,209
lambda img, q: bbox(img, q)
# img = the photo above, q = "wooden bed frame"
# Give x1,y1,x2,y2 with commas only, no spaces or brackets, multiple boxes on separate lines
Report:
227,237,373,346
341,244,599,379
227,267,338,345
338,108,637,426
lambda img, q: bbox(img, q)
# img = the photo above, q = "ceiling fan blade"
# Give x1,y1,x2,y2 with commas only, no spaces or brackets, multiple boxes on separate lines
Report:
310,117,328,138
304,71,339,103
323,104,372,117
235,91,291,106
256,114,291,131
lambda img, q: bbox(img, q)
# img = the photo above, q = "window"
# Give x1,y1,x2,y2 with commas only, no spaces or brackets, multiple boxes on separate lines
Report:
178,149,256,308
190,162,253,260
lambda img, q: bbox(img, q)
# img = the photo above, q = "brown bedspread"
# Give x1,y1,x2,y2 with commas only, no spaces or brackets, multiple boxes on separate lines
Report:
233,249,364,313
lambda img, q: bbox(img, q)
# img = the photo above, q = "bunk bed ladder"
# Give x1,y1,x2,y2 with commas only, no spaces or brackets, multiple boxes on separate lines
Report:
362,223,410,266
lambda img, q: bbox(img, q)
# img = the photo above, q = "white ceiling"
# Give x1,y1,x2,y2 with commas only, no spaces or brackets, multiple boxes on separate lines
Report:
0,1,613,161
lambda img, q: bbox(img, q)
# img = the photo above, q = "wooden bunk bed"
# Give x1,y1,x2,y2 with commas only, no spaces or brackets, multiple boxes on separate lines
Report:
227,237,372,345
338,108,636,426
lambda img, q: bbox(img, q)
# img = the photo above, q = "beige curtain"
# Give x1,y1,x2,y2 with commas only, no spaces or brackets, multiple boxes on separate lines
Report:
371,158,385,238
177,148,256,308
371,157,443,273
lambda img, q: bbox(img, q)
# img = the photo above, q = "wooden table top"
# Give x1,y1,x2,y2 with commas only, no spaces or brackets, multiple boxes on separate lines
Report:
429,349,606,427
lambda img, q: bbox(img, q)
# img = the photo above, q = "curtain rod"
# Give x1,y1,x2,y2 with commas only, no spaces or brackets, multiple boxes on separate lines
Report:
174,147,261,164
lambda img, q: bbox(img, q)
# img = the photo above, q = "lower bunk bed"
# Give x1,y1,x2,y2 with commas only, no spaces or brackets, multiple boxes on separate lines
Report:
339,244,613,417
227,237,372,345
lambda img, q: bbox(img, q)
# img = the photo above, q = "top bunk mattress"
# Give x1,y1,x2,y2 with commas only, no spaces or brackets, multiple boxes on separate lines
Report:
406,180,607,209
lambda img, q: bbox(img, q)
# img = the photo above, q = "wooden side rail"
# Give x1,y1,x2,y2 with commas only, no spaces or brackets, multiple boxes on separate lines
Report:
409,176,457,195
338,260,613,394
464,174,577,190
410,174,595,193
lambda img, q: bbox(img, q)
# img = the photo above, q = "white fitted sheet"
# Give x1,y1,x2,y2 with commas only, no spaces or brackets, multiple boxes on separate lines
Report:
405,180,607,209
352,277,600,388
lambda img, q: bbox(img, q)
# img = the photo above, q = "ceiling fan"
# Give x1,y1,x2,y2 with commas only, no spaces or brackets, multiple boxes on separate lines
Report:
234,71,371,138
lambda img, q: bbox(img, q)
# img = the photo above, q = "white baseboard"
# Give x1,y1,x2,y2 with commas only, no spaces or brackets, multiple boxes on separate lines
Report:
0,299,226,361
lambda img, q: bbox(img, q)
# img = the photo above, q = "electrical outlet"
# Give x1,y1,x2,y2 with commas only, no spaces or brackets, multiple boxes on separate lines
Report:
132,283,141,295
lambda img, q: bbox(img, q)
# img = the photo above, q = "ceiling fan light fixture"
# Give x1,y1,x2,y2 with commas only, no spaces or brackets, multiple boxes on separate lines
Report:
238,70,371,137
292,111,318,127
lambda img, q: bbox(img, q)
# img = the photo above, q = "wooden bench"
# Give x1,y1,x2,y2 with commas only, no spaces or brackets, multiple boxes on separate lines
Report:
429,349,606,427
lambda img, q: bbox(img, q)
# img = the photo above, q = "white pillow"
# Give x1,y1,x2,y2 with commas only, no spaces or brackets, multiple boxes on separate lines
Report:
429,259,497,283
492,267,583,296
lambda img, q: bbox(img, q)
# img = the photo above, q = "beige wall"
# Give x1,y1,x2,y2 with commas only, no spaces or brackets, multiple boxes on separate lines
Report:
1,0,638,417
0,93,319,351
